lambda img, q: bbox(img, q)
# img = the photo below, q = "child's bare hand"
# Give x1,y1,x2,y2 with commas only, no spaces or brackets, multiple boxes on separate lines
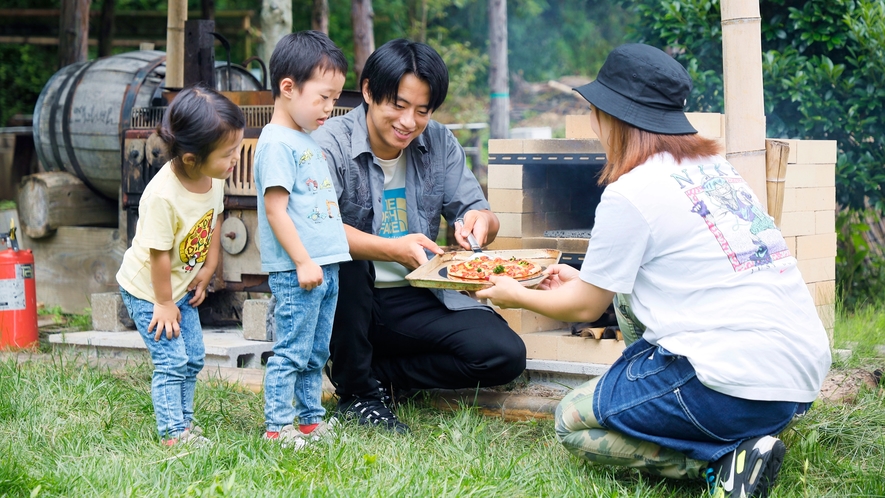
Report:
149,301,181,341
188,267,214,306
297,260,324,290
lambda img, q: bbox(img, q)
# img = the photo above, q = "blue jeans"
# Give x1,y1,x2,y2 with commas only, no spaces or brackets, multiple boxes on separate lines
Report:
120,288,205,439
265,265,339,431
594,337,806,463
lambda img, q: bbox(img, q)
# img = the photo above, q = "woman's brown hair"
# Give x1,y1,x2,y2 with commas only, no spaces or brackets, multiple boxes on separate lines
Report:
596,108,722,186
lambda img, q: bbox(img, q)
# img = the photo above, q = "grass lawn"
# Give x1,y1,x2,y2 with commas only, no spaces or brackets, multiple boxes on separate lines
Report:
2,307,883,498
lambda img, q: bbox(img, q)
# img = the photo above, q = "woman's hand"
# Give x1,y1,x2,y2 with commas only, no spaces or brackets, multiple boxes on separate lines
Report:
475,275,527,309
149,301,181,341
537,264,581,290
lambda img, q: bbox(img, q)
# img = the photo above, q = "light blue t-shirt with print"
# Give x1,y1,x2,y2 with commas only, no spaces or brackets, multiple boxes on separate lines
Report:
373,153,410,287
254,124,351,272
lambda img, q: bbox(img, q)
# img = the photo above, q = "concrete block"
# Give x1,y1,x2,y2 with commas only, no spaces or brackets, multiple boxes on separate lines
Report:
815,209,835,235
520,237,558,250
783,236,797,257
779,211,816,237
91,292,134,332
493,307,568,334
565,115,597,139
797,257,836,283
686,112,723,138
488,139,525,154
782,139,799,164
496,212,529,238
782,187,836,213
488,188,533,214
243,299,273,341
557,238,589,254
520,332,558,360
816,303,835,331
48,328,274,368
487,237,523,250
557,335,625,364
796,140,838,164
785,163,835,188
487,164,524,190
814,280,836,306
796,233,837,260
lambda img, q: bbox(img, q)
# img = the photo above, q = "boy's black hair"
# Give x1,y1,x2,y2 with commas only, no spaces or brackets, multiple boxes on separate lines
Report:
269,30,348,99
360,39,449,112
156,84,245,175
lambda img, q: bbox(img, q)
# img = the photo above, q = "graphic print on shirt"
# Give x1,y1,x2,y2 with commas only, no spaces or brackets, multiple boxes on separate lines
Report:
179,209,214,272
379,187,408,238
671,162,788,272
301,148,338,224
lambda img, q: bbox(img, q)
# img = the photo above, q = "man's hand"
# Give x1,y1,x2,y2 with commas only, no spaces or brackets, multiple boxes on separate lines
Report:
393,233,444,270
475,275,527,309
296,259,324,290
149,301,181,341
537,264,581,291
188,266,214,306
454,210,493,250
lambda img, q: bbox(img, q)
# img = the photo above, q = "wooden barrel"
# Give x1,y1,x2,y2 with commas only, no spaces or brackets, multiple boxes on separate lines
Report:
33,50,168,199
32,51,263,200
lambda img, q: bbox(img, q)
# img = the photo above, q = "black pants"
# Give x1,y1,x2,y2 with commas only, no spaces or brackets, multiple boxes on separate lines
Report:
329,260,527,398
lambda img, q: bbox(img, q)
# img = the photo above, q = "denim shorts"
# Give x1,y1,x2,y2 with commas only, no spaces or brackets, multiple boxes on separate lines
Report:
593,338,806,462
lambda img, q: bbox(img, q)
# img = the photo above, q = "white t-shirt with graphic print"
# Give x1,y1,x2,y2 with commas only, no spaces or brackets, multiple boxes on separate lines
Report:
373,153,411,287
579,153,831,403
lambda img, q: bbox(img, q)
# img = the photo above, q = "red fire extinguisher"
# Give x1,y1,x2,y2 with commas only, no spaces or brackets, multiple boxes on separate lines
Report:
0,219,38,350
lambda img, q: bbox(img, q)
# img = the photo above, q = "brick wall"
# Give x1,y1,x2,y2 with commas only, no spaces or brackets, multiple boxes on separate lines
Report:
486,113,837,365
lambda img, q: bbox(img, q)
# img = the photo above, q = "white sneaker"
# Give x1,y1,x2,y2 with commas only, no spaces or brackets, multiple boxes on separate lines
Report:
264,425,307,450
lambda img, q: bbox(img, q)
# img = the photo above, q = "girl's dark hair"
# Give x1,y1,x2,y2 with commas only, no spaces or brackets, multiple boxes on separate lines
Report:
269,30,348,99
156,84,245,175
360,39,448,112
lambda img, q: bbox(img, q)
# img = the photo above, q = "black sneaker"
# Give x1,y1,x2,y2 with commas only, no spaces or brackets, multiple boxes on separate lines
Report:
333,395,410,434
704,436,786,498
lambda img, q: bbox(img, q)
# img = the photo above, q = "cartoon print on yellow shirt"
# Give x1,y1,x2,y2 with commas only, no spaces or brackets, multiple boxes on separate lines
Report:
179,209,214,272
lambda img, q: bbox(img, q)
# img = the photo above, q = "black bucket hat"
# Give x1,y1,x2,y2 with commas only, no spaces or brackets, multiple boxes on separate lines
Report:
573,43,697,135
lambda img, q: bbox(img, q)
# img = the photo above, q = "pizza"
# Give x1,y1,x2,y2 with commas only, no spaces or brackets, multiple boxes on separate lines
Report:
447,255,543,281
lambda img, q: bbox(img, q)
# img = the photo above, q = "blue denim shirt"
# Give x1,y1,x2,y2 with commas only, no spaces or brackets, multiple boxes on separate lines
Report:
311,106,493,311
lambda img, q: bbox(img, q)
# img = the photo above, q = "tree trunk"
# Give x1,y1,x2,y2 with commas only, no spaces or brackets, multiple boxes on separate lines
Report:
351,0,375,83
488,0,509,139
166,0,188,89
260,0,293,72
98,0,115,58
312,0,329,34
58,0,91,68
721,0,766,209
201,0,216,20
17,172,118,239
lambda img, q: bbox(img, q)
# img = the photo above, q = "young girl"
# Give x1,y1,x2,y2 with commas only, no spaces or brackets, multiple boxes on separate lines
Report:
116,85,245,446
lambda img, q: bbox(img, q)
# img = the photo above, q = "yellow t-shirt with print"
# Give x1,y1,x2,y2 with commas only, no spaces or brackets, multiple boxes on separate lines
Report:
116,161,225,303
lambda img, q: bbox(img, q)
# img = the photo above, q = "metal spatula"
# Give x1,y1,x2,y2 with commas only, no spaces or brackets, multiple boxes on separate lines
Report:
455,218,485,260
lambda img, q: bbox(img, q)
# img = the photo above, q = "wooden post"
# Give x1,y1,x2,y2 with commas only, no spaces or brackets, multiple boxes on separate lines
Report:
351,0,375,83
312,0,329,34
488,0,509,139
58,0,91,68
765,139,790,226
166,0,188,89
98,0,115,58
260,0,293,73
201,0,216,20
721,0,767,209
17,172,118,239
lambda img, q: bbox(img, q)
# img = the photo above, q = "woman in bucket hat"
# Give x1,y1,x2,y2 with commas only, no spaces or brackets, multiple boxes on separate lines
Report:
477,43,830,498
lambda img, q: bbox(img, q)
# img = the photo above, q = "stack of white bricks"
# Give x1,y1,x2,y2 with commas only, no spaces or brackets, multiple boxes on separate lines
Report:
485,113,837,366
